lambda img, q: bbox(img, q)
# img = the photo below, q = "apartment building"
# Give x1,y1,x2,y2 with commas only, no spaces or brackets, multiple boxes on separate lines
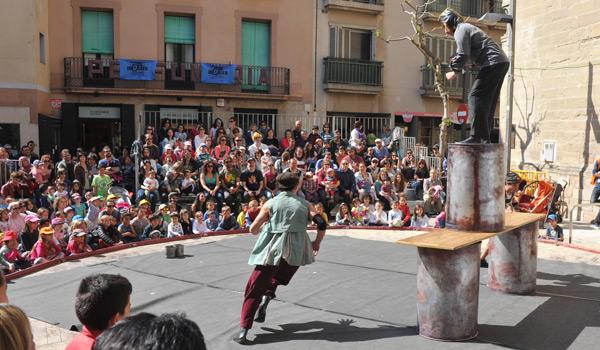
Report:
315,0,506,145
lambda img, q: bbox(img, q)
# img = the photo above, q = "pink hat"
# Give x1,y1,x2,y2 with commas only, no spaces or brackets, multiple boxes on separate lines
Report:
51,217,64,226
25,214,40,223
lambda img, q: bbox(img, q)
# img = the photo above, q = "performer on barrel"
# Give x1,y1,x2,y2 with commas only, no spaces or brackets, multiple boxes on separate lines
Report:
233,172,327,345
440,8,510,144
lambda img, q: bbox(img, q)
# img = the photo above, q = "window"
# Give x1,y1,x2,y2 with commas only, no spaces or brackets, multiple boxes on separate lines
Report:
82,10,114,55
425,36,456,64
542,141,557,163
329,26,373,60
164,16,195,63
241,21,271,91
39,33,46,64
0,124,20,150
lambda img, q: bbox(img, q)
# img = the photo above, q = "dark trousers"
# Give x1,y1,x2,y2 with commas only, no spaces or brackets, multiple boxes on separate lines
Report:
469,62,510,141
240,260,299,329
591,185,600,224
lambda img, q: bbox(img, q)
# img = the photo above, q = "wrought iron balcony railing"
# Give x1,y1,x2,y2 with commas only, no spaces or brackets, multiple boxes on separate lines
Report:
323,57,383,86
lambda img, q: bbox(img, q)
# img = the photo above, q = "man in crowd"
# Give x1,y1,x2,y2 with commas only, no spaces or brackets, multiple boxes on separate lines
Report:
336,160,356,206
57,148,76,182
241,159,264,202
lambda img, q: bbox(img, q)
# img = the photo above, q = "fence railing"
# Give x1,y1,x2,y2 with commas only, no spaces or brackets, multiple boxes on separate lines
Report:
324,57,383,86
64,57,290,95
326,114,392,141
0,160,19,188
425,0,504,17
421,64,478,98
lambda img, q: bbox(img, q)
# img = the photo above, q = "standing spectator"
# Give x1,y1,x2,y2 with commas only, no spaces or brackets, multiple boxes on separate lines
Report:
349,121,366,148
193,126,209,151
292,120,303,142
98,148,122,184
66,274,132,350
57,148,76,182
91,165,112,199
144,135,161,160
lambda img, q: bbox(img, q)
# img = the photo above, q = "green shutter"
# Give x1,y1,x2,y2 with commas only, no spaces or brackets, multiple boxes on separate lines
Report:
165,16,195,44
82,11,113,54
241,21,270,91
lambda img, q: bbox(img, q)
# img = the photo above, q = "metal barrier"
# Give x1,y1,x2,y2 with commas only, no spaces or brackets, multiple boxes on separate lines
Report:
401,136,416,156
0,159,19,188
326,114,392,141
568,203,600,243
415,145,429,161
425,0,504,17
427,156,441,172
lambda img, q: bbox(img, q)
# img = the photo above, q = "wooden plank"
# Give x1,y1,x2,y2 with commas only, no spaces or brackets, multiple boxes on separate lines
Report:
396,212,545,251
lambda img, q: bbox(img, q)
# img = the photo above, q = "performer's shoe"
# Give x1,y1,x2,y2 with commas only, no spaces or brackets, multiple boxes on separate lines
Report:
254,296,272,323
232,328,249,345
458,136,487,144
480,259,489,268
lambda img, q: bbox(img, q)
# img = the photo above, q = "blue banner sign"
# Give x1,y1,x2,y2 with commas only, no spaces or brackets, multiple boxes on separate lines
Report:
119,59,157,80
201,63,237,84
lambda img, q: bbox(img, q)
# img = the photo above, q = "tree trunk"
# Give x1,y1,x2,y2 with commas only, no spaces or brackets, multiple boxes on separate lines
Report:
433,63,450,173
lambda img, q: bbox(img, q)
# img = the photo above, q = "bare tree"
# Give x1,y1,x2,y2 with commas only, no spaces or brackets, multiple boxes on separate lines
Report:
378,0,450,171
513,73,546,170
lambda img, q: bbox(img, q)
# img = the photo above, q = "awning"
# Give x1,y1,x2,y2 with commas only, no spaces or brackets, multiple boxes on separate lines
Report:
394,111,443,118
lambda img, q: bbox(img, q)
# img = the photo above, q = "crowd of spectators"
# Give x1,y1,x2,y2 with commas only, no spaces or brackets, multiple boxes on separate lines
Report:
0,117,448,274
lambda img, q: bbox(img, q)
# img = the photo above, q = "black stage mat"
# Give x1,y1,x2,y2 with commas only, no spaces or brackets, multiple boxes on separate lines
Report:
8,235,600,350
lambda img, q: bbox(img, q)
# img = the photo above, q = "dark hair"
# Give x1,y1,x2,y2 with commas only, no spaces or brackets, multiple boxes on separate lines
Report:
149,213,161,221
93,312,206,350
75,274,132,331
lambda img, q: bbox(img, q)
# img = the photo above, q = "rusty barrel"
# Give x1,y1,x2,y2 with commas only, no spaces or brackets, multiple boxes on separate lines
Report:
446,143,505,232
488,221,538,294
416,244,480,341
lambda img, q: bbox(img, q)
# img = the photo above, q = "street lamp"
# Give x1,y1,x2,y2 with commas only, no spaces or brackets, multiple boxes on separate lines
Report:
479,1,515,174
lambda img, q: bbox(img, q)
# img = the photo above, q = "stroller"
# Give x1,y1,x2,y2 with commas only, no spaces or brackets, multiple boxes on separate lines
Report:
517,179,568,223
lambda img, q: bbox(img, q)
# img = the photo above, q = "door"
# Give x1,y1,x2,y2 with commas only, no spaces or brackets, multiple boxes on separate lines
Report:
81,119,122,151
241,21,270,91
38,115,61,157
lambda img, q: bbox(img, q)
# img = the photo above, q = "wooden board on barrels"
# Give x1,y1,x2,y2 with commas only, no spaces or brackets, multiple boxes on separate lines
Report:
396,212,545,251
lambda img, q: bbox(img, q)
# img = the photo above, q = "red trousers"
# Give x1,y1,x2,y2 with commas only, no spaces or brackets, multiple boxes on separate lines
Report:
240,260,299,329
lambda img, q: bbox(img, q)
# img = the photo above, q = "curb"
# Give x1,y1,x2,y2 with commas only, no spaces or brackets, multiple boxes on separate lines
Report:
538,238,600,255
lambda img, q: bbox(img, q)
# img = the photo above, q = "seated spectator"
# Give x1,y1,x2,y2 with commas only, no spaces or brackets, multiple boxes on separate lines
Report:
388,200,405,227
336,160,356,206
302,172,319,203
410,204,429,228
410,159,430,199
20,214,40,254
241,159,264,202
398,195,411,227
205,211,219,231
1,231,31,272
541,214,563,242
167,212,184,237
66,274,132,350
199,162,223,203
180,209,193,235
0,270,7,303
335,203,357,225
30,226,65,264
192,211,207,235
92,312,206,350
90,215,122,249
435,207,446,228
423,186,443,216
217,206,240,231
369,201,388,226
0,304,34,350
118,213,138,243
143,214,165,239
67,229,93,255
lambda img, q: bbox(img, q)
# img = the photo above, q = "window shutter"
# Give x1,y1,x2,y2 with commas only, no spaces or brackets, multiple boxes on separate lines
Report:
165,16,195,44
82,11,113,54
329,26,337,57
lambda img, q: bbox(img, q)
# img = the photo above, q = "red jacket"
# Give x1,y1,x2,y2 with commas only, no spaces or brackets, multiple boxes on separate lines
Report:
65,326,102,350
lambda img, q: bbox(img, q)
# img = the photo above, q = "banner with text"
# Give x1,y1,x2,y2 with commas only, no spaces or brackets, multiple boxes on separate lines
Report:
119,59,157,80
201,63,237,84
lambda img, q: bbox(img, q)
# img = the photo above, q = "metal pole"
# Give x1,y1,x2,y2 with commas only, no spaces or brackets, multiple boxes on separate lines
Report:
504,0,516,173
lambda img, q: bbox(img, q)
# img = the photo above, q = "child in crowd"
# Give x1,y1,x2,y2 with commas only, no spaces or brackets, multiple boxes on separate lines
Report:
321,168,339,198
351,198,367,225
388,200,405,227
540,214,563,242
30,227,65,264
245,200,260,227
0,231,31,272
434,206,446,228
302,172,319,203
118,213,138,243
180,209,193,235
314,203,329,225
397,195,412,227
379,178,397,206
143,214,165,239
192,211,207,235
203,200,219,222
66,229,92,255
205,211,219,231
71,193,87,218
51,217,68,251
410,204,429,228
180,170,196,195
237,203,248,228
217,206,240,231
0,208,9,233
335,203,356,225
167,213,184,237
369,201,388,226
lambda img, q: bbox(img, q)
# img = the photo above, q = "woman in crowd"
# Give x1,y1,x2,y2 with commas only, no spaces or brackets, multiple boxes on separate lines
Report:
0,304,35,350
199,162,223,204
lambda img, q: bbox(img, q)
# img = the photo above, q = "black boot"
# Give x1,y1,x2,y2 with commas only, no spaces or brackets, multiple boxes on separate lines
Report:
254,296,272,323
232,327,249,345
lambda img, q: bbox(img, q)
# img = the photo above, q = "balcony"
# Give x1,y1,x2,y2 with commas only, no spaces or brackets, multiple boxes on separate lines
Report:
424,0,504,19
323,57,383,94
420,64,477,99
63,57,290,99
323,0,384,14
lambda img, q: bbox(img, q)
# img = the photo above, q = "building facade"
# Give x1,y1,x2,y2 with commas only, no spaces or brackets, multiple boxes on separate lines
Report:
1,0,506,155
499,0,600,221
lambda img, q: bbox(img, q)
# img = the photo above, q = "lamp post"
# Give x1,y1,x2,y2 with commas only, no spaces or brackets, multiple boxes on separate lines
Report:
479,1,516,173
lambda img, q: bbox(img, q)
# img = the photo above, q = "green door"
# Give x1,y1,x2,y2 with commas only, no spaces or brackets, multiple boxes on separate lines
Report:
241,21,270,91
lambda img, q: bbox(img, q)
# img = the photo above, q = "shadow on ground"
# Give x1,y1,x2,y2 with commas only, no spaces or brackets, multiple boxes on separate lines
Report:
478,272,600,350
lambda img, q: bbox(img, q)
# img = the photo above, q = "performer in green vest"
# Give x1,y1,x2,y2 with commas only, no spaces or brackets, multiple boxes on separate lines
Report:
233,172,327,344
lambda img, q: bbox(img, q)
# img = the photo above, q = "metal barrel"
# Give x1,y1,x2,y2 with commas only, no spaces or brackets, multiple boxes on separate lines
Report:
446,143,505,232
488,221,538,294
416,244,481,341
